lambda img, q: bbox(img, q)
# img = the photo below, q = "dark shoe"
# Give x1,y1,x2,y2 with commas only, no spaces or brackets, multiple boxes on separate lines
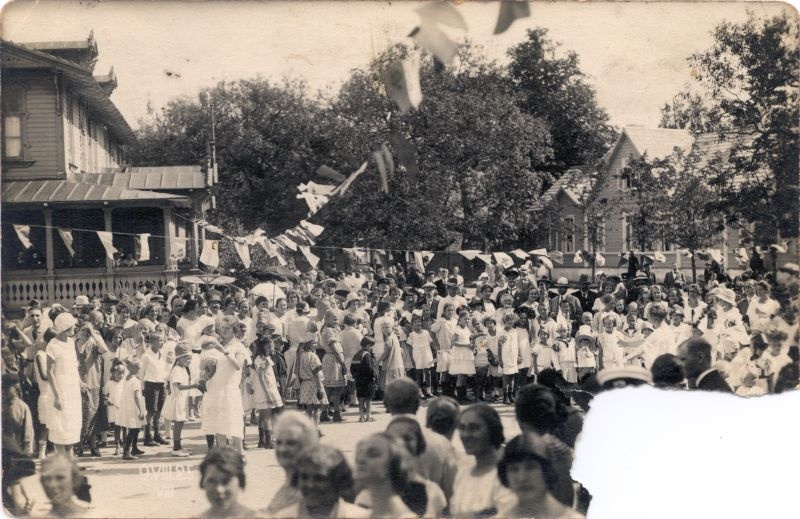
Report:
131,448,146,455
89,449,102,457
154,437,169,445
332,414,345,423
319,415,331,423
122,454,138,460
143,440,158,447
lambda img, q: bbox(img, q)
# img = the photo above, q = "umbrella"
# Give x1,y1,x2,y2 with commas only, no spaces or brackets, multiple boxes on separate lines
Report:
180,273,236,285
250,282,287,305
251,266,299,282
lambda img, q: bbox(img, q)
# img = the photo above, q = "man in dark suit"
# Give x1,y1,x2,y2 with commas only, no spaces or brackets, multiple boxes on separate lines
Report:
677,337,732,393
549,277,582,322
572,274,598,313
663,263,686,289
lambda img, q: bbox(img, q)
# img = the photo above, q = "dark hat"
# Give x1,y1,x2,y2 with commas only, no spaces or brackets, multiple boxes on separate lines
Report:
468,297,484,309
504,268,521,279
295,301,311,315
149,294,165,303
578,273,590,283
425,271,436,278
2,373,20,388
334,289,350,299
28,299,42,308
101,293,119,304
538,277,553,286
515,306,536,319
377,278,391,286
362,266,375,273
446,277,459,287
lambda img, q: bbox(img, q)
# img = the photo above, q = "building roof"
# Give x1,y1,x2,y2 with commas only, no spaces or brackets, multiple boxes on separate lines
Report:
1,40,135,145
1,179,188,206
532,167,593,211
71,166,210,191
601,127,694,166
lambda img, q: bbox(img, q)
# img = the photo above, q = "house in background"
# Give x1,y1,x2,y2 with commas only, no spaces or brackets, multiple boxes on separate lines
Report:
536,126,756,281
1,35,216,311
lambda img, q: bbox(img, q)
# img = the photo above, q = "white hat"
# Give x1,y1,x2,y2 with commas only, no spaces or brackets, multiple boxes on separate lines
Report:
345,292,361,306
73,295,90,306
596,367,653,386
53,313,77,334
556,277,569,286
715,287,737,306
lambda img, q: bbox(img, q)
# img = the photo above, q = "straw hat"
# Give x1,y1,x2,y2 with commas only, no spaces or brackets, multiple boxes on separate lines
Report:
53,313,77,334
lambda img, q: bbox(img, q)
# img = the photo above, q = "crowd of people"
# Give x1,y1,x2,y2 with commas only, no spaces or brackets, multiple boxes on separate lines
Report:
1,256,799,517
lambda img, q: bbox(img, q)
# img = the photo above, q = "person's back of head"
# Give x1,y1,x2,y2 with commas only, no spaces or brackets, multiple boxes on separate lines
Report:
515,384,566,435
384,378,421,415
425,397,459,439
651,353,685,388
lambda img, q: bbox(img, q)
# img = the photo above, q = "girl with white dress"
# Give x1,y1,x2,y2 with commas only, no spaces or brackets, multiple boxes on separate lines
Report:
250,335,284,449
497,314,520,404
597,314,626,370
554,325,577,384
117,361,146,460
162,343,198,457
407,315,435,398
45,313,83,456
450,311,475,402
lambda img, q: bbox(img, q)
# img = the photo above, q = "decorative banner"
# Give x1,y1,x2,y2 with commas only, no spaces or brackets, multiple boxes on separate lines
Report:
373,150,389,194
476,253,492,265
200,239,220,267
273,234,298,251
382,55,423,114
299,245,320,268
415,1,468,31
653,251,667,263
57,227,75,256
682,249,694,259
493,252,514,269
170,237,188,260
536,255,554,270
421,251,434,264
353,247,369,263
135,233,151,262
510,249,529,260
413,251,425,271
12,224,32,249
770,243,788,253
573,251,584,264
528,248,548,257
233,238,251,269
459,250,482,260
196,219,226,236
258,238,278,258
595,252,606,267
389,132,420,183
707,249,723,264
299,220,325,238
97,231,118,260
494,1,530,34
618,252,630,267
286,228,312,246
316,164,346,183
332,161,369,196
296,192,330,216
409,23,459,66
549,251,564,264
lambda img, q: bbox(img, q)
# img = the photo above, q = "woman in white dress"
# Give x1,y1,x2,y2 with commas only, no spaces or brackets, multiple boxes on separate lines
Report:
46,313,83,455
202,316,247,452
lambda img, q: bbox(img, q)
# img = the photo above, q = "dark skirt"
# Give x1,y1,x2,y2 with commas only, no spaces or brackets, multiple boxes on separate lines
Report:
355,380,376,399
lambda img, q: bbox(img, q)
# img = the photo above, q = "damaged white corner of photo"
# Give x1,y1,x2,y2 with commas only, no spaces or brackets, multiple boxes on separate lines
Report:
573,386,800,519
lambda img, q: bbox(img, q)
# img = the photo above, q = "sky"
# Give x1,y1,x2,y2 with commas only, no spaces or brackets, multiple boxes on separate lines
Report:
0,1,793,130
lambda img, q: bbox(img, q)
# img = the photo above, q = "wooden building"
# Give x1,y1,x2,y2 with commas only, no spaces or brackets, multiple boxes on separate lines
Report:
1,35,215,310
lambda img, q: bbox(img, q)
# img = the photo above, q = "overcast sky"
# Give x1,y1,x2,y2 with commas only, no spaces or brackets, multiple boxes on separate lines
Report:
1,1,792,130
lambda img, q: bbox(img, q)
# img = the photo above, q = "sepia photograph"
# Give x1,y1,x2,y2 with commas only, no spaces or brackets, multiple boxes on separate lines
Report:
1,1,798,517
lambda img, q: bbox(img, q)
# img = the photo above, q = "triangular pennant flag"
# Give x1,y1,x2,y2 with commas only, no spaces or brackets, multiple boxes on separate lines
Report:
258,238,278,258
12,225,32,249
274,247,288,266
382,55,423,114
285,228,311,246
273,234,298,251
170,237,188,260
735,247,749,265
459,250,482,260
389,132,420,183
653,251,667,263
57,228,75,256
291,226,316,246
421,251,434,264
573,251,584,264
549,251,564,264
196,219,226,235
493,252,514,269
415,1,468,31
595,252,606,267
333,161,369,196
476,253,493,265
353,247,369,262
298,245,320,268
297,181,337,197
413,251,425,271
537,256,554,270
511,249,529,260
246,228,267,245
618,252,629,267
409,23,459,66
200,239,220,268
316,164,346,183
494,1,530,35
97,231,118,260
373,150,389,194
708,249,723,264
233,238,251,269
135,233,151,262
770,243,788,254
296,192,330,216
528,248,548,257
381,142,395,177
299,220,325,238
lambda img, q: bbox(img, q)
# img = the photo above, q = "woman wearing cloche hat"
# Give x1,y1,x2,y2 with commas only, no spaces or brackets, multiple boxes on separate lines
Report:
46,313,83,455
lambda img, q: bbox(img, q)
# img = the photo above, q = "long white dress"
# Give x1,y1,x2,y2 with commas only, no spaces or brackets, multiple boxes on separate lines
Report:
45,338,82,445
201,341,245,439
178,315,211,398
33,349,53,427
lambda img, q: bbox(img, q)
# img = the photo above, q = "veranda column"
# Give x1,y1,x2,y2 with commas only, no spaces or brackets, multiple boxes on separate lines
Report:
192,219,200,270
43,208,55,303
163,206,174,270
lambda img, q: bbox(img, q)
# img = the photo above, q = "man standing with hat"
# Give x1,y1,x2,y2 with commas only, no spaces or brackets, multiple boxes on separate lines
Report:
101,293,119,327
549,278,581,322
572,274,598,314
421,282,441,317
435,278,467,319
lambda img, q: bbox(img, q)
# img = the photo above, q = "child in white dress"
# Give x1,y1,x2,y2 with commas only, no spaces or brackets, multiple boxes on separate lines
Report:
162,343,198,457
498,314,520,404
250,334,284,449
407,315,435,398
103,360,125,456
554,324,577,384
117,361,146,460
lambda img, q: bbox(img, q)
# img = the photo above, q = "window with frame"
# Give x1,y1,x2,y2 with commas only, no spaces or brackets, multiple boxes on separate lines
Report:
2,87,25,159
561,217,575,253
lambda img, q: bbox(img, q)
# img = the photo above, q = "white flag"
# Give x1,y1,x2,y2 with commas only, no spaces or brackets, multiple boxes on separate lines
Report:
12,224,32,249
653,251,667,263
413,251,425,271
299,245,320,268
459,250,482,260
233,238,251,269
57,227,75,256
573,251,584,264
299,220,325,238
200,239,220,268
595,252,606,267
96,231,118,260
170,237,188,260
273,235,298,252
493,252,514,269
476,254,493,265
511,249,529,260
135,233,151,262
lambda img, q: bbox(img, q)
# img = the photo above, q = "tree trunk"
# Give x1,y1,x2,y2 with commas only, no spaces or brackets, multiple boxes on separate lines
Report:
690,250,697,283
591,236,596,282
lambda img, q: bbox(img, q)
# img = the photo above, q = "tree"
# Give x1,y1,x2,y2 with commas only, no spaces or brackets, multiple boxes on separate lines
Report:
507,28,617,173
659,11,799,242
618,155,671,254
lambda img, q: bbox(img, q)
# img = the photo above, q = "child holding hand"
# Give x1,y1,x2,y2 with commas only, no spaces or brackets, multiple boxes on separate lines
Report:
162,343,199,457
